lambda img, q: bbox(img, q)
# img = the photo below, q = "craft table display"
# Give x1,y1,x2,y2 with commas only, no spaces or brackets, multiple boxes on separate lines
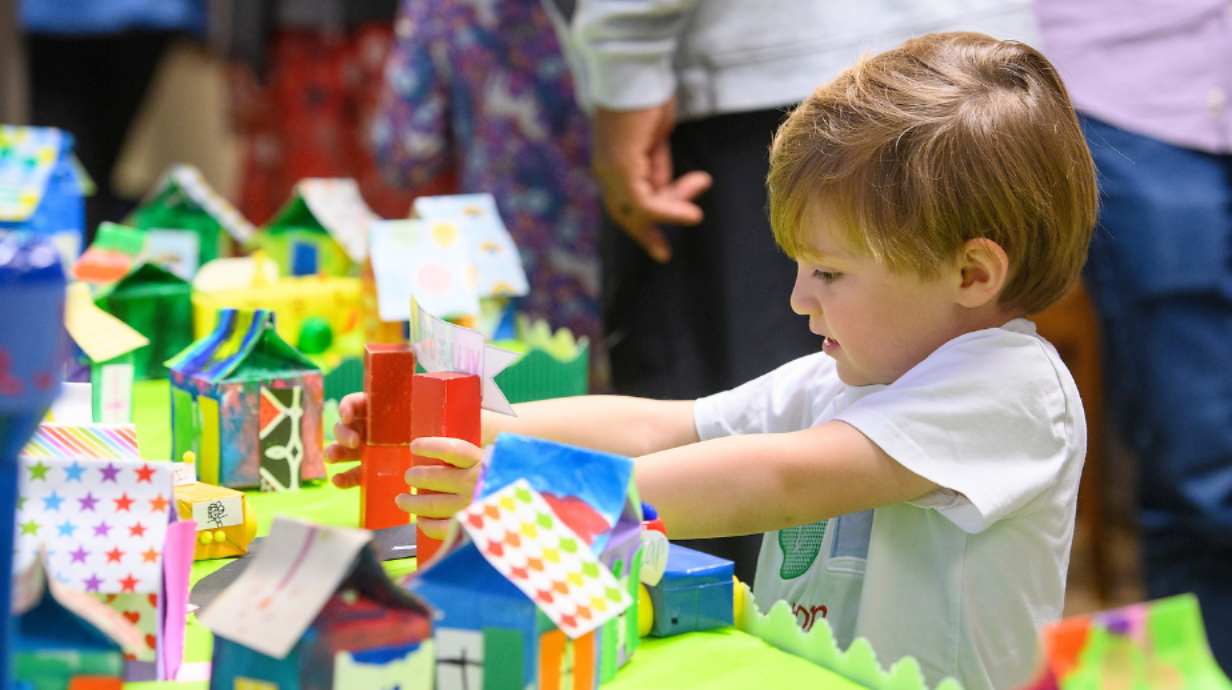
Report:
122,380,859,690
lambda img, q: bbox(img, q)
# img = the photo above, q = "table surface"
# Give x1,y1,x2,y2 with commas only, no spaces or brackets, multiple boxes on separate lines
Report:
125,380,859,690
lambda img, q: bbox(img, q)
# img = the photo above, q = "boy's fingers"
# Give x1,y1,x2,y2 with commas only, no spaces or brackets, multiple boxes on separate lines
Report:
408,437,483,468
338,393,368,425
331,466,362,489
395,491,470,521
415,518,451,542
324,440,362,464
404,465,475,494
332,420,364,450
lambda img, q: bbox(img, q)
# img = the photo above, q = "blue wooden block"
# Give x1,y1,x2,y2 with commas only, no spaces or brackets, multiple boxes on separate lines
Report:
647,544,734,637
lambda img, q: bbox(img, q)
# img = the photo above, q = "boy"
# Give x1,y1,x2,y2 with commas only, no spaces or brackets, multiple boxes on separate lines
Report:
328,32,1098,690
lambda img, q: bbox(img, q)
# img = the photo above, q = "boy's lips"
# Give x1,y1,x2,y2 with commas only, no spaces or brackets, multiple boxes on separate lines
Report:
822,336,840,354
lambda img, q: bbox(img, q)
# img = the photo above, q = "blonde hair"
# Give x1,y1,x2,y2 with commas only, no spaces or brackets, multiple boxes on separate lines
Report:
767,32,1098,315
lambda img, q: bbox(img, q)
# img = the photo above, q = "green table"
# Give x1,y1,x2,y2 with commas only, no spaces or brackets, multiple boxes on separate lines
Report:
127,381,860,690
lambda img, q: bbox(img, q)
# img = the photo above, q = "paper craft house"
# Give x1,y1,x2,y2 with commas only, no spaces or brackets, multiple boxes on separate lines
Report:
168,308,325,491
202,517,435,690
249,178,376,278
126,164,255,279
409,435,643,689
71,222,148,286
191,271,364,360
1019,594,1232,690
15,425,193,682
0,125,87,261
92,260,193,380
63,282,149,424
12,555,144,690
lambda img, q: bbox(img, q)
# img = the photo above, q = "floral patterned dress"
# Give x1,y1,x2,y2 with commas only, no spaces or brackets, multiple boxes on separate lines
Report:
372,0,605,388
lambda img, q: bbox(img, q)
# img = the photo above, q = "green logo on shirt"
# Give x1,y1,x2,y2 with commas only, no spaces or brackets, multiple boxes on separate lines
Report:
778,520,827,579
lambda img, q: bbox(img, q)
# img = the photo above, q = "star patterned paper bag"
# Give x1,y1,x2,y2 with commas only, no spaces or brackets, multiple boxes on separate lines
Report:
458,479,630,638
14,455,172,596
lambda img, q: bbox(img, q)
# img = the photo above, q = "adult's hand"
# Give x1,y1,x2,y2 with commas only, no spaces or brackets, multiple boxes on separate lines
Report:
592,100,713,262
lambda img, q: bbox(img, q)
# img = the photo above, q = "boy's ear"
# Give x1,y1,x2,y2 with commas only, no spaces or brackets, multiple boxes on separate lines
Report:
954,238,1010,308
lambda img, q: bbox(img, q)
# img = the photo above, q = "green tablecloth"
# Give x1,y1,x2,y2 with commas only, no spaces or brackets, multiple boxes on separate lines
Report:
127,380,859,690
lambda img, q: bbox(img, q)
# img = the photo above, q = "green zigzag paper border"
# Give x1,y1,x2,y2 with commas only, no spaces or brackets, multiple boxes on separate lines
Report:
735,583,965,690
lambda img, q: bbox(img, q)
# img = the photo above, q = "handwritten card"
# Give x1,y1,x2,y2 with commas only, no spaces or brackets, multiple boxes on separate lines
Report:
198,517,372,659
409,295,518,416
369,219,480,322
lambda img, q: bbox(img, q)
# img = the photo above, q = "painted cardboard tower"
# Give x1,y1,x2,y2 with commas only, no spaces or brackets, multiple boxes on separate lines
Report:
168,308,325,491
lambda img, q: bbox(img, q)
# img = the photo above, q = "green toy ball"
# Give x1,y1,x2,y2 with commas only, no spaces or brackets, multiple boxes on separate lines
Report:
297,317,333,355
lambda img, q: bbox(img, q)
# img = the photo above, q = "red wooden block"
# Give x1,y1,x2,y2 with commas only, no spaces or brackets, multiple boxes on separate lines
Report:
363,343,416,446
360,443,413,530
411,372,481,564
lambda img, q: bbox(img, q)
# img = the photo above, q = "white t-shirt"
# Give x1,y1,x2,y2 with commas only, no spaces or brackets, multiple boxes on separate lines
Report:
694,319,1085,690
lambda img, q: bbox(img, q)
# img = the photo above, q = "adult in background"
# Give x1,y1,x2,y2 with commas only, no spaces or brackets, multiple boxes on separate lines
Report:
544,0,1041,584
370,0,606,389
1038,1,1232,672
209,0,409,221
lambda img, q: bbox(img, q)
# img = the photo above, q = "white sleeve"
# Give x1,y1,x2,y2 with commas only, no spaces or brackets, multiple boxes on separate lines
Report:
569,0,700,110
694,352,842,440
836,331,1079,534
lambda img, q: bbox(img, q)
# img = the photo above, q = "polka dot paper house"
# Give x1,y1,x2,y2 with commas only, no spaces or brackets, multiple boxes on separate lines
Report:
167,308,325,491
408,435,645,690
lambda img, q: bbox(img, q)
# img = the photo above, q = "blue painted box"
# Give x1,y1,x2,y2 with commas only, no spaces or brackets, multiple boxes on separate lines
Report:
647,544,734,637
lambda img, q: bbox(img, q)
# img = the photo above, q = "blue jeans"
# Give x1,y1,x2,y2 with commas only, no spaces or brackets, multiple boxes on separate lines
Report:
1081,115,1232,671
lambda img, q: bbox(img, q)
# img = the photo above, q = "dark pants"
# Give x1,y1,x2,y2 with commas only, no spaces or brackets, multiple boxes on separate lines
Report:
1081,115,1232,672
601,107,823,584
27,31,176,240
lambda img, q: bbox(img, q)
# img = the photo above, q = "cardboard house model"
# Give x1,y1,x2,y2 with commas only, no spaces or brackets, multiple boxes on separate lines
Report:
168,308,325,491
409,434,642,689
249,178,376,278
15,425,194,683
201,517,435,690
93,260,193,380
0,125,87,261
12,553,144,690
63,282,149,423
126,163,256,280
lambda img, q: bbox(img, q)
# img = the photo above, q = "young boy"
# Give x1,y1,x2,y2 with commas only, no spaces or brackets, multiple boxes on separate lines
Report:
328,32,1098,690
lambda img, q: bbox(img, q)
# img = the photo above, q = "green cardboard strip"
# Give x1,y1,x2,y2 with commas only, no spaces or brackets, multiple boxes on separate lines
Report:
736,583,964,690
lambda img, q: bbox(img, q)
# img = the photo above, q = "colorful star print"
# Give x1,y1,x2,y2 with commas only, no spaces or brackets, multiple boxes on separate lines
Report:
15,455,171,599
42,491,63,511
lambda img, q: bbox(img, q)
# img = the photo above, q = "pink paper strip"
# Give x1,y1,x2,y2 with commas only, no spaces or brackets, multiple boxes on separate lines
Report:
160,519,197,681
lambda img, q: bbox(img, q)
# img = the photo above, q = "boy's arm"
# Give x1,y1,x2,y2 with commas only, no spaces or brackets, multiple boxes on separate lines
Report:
637,420,940,539
483,395,700,457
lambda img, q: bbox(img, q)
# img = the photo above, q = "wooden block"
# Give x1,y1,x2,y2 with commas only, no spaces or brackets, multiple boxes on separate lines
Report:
411,372,481,563
360,442,413,530
363,343,415,445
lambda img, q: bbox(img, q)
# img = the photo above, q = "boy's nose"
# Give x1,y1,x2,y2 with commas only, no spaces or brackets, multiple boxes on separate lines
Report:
789,263,813,315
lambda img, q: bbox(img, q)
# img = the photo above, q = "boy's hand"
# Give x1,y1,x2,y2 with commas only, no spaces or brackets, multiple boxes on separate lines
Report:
325,392,368,489
397,437,484,540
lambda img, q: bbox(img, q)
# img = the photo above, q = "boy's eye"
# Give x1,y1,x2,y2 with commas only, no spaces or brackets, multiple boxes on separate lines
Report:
812,269,840,283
